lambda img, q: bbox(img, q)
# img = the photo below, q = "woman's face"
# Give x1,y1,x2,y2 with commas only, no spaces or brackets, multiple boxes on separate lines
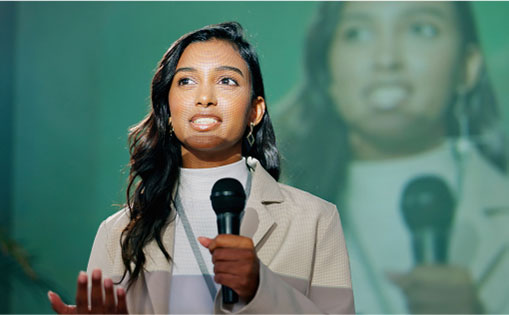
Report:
168,39,264,165
328,2,465,155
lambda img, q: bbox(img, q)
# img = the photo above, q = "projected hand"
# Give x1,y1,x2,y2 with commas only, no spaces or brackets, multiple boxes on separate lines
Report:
388,265,483,314
48,269,128,314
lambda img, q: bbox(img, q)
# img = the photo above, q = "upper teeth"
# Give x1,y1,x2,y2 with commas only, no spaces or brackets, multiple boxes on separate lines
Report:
369,86,408,110
193,117,217,124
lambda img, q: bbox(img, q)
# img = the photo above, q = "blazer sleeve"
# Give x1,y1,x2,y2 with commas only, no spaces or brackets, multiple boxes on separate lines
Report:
216,206,355,314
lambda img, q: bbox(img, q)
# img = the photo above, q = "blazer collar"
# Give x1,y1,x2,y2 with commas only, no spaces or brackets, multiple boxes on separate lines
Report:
245,156,284,205
241,157,283,248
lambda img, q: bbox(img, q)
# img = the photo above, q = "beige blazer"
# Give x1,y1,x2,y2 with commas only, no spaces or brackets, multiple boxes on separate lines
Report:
87,157,355,314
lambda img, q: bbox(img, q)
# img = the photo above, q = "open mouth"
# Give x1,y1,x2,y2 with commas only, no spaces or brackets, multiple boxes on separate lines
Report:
366,83,411,110
189,115,222,131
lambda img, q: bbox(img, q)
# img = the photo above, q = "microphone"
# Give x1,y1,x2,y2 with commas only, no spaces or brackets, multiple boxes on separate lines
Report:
210,178,246,304
400,175,456,264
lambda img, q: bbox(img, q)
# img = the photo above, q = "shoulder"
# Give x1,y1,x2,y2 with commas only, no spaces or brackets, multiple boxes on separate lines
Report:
95,207,131,241
273,182,341,227
248,156,339,219
465,148,509,203
278,182,337,214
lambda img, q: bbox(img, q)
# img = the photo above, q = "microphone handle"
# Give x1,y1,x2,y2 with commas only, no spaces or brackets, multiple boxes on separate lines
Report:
412,228,450,264
217,213,240,304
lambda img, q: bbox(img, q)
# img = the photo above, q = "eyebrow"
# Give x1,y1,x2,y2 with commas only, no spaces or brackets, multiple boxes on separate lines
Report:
341,6,447,22
174,66,244,77
403,7,448,20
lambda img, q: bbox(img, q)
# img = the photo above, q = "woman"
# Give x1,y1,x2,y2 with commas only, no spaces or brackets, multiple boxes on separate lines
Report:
47,22,354,314
276,2,509,314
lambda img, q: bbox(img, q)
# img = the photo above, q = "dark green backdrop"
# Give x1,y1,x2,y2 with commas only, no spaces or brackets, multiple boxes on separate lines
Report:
2,1,509,313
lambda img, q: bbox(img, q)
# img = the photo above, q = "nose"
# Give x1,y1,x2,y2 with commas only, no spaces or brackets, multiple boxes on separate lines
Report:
373,31,402,72
195,83,217,107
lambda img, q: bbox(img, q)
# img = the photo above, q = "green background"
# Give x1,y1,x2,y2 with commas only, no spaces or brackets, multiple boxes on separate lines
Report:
1,1,508,313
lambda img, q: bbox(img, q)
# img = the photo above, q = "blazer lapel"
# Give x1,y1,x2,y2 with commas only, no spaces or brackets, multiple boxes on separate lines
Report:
241,157,284,249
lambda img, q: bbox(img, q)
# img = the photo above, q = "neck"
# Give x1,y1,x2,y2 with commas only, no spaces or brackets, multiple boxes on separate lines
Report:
181,147,243,169
350,129,447,161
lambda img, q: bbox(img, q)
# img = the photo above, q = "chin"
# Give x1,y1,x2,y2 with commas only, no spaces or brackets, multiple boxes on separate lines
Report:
184,135,241,152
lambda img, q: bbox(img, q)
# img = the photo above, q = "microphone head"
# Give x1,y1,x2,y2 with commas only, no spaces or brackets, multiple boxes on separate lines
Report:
401,175,456,232
210,178,246,215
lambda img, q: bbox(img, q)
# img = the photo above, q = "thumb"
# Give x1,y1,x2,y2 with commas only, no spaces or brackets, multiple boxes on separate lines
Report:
198,236,212,248
48,291,76,314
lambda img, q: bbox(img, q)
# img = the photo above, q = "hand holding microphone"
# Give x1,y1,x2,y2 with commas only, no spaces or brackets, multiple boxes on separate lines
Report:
198,235,259,303
388,175,483,313
198,178,260,304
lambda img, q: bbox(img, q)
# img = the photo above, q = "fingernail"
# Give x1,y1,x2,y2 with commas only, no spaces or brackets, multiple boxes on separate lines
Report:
47,291,53,301
197,236,209,245
78,271,88,283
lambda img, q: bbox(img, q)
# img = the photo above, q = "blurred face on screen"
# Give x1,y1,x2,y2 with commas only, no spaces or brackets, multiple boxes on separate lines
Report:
328,2,465,158
168,39,263,164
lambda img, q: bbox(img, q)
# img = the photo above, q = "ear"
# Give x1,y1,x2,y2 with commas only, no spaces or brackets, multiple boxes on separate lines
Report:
250,96,266,126
460,44,483,92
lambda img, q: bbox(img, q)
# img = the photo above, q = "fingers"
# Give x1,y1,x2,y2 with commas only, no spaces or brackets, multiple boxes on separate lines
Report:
214,273,240,288
116,287,129,314
214,269,259,299
75,271,89,314
387,265,481,314
206,234,254,252
103,278,115,314
90,269,104,314
48,291,77,314
73,269,127,314
212,248,255,265
202,235,259,301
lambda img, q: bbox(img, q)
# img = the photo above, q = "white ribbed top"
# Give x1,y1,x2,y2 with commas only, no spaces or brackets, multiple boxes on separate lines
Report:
169,157,249,314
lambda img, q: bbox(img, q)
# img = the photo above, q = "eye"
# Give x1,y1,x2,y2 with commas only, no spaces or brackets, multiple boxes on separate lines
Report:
219,77,238,86
342,25,373,43
177,78,196,86
409,22,439,38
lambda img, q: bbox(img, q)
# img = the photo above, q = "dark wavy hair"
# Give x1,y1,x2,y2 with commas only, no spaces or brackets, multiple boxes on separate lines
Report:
275,2,506,209
119,22,280,289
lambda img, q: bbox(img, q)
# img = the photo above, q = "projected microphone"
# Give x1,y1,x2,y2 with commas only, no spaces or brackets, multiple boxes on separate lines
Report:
400,175,456,264
210,178,246,304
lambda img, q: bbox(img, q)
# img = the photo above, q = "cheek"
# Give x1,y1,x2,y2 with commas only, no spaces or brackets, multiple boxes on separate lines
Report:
168,91,192,135
406,45,462,116
221,104,251,137
329,47,370,122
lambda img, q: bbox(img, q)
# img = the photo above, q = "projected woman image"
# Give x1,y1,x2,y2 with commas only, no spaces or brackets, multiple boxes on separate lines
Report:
47,22,354,314
276,2,509,314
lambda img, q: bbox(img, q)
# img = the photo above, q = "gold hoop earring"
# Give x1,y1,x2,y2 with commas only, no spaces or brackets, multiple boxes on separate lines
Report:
168,117,174,136
246,122,255,147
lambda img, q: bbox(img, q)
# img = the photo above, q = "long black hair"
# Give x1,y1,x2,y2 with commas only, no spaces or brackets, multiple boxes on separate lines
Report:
275,2,506,208
120,22,280,289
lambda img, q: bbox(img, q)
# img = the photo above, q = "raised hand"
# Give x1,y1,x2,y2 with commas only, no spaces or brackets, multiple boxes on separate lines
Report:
48,269,128,314
199,235,259,302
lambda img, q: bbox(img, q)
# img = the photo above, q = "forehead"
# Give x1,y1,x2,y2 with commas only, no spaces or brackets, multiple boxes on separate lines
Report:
339,1,458,23
176,39,249,72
